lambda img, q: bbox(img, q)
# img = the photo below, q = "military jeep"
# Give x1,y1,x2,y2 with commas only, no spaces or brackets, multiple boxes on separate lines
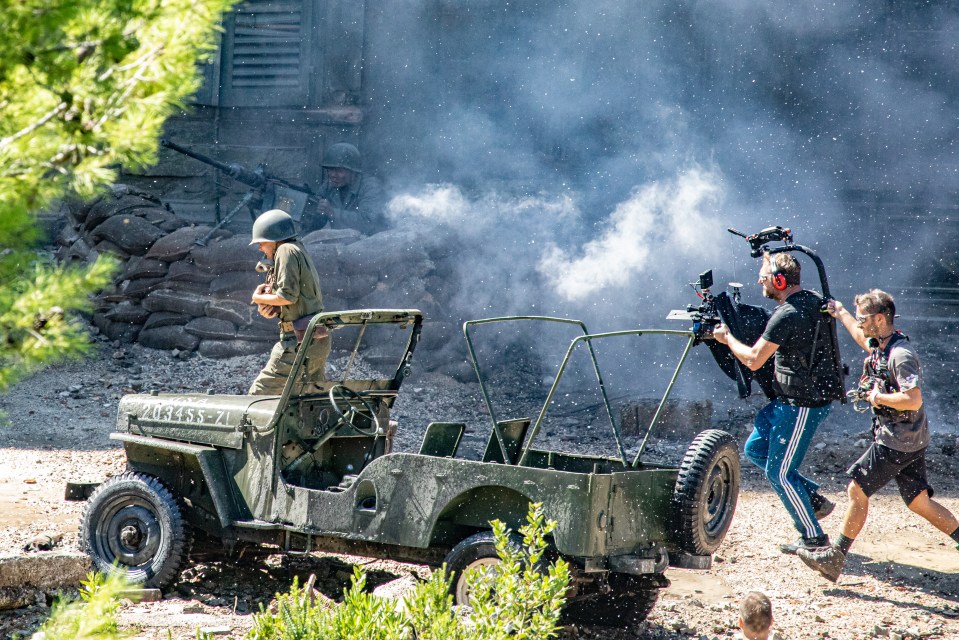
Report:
77,309,739,624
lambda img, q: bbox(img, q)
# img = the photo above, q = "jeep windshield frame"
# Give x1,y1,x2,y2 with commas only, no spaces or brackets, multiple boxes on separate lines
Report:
265,309,423,432
463,316,696,468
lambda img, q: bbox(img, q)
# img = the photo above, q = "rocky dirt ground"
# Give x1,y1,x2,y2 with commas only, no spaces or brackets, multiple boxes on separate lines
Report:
1,327,959,639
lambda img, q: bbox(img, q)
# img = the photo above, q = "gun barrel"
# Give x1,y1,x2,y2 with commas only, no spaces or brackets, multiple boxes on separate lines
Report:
161,138,266,189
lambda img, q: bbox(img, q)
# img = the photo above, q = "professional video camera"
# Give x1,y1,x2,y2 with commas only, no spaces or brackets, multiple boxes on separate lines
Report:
668,269,778,399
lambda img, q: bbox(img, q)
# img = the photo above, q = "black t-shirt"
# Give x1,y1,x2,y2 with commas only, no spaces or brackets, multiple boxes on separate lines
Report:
763,289,836,407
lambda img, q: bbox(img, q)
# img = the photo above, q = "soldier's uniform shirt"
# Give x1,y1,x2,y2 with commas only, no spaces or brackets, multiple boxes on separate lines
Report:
272,241,323,322
249,241,329,396
302,174,386,235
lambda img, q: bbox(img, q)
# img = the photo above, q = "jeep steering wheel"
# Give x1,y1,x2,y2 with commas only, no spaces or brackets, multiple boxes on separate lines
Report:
327,384,380,436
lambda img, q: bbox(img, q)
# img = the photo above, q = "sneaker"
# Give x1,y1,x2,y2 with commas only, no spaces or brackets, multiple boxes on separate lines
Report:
810,493,836,520
797,544,846,583
779,534,828,555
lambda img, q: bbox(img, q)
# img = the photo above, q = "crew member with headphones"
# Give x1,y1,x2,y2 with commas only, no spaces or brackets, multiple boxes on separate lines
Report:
714,251,840,557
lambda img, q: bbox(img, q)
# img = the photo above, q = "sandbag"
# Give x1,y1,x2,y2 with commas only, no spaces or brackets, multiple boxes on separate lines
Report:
90,215,164,256
184,317,237,340
143,311,192,331
142,289,210,317
199,339,272,359
145,226,211,261
191,236,260,273
104,302,150,324
138,325,201,351
123,257,168,280
166,260,217,284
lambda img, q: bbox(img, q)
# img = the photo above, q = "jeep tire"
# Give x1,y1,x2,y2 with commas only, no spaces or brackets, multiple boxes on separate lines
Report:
443,530,523,606
672,429,740,555
82,471,191,589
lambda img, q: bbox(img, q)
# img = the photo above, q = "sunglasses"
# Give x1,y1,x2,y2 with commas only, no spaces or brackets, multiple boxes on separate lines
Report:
854,312,878,325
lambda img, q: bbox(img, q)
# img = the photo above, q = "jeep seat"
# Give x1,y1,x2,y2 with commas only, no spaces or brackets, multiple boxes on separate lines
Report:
419,422,465,458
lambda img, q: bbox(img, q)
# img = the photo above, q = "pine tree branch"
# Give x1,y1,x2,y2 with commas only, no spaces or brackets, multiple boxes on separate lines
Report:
0,102,69,150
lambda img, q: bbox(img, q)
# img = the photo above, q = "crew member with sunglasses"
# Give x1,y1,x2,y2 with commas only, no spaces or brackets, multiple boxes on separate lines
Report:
797,289,959,582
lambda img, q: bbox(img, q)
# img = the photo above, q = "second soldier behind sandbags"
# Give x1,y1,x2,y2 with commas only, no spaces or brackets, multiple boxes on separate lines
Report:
301,142,386,236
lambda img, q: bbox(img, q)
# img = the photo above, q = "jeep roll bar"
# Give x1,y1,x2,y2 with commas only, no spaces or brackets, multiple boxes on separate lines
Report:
463,317,698,468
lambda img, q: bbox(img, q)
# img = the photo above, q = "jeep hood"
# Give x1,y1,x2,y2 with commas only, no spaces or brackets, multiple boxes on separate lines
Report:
115,393,279,449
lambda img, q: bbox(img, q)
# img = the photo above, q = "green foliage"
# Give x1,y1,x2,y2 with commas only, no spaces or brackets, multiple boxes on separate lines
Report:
0,255,115,389
246,503,570,640
0,0,237,390
30,572,130,640
463,504,570,640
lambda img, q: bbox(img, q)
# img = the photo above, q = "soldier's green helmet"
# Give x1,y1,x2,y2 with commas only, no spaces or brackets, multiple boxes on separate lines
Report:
322,142,362,173
250,209,296,244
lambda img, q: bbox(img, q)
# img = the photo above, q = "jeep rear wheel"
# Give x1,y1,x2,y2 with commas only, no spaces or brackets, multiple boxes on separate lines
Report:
672,429,740,555
81,471,191,589
443,531,523,606
561,574,662,626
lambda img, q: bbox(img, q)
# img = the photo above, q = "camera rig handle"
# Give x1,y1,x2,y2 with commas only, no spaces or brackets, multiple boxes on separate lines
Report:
728,226,832,299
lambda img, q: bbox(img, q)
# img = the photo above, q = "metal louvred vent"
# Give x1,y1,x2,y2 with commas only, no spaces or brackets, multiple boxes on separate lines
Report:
230,1,303,88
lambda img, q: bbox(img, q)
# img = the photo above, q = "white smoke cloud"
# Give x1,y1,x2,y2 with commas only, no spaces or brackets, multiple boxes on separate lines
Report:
537,167,726,301
387,184,580,233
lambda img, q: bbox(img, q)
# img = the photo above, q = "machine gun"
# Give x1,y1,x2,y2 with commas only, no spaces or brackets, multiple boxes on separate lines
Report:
668,270,778,399
161,139,317,245
727,225,849,402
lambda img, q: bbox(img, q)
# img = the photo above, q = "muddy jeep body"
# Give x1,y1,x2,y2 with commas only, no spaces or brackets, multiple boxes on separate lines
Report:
80,309,739,624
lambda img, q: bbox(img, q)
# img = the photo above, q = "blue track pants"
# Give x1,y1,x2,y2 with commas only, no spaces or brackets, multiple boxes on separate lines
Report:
744,399,831,538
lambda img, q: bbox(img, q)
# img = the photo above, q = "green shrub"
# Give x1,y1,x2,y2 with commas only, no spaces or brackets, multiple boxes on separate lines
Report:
29,572,129,640
462,504,570,639
248,502,570,640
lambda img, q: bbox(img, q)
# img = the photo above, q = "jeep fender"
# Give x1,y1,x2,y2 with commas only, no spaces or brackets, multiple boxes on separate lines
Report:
111,433,240,530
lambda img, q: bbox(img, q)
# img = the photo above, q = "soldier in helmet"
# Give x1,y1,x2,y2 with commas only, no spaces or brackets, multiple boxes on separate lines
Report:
302,142,386,235
248,209,330,395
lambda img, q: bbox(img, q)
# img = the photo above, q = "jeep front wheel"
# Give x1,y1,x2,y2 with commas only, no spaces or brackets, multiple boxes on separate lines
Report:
443,531,523,606
81,471,191,589
672,429,740,555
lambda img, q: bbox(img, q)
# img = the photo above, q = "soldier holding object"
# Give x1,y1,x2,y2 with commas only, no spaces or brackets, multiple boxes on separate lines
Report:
301,143,386,235
249,209,329,395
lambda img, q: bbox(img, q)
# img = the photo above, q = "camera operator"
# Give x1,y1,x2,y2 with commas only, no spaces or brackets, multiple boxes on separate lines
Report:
713,252,837,555
796,290,959,582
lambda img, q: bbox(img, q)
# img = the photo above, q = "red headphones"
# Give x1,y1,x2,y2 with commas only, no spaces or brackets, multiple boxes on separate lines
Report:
770,269,788,291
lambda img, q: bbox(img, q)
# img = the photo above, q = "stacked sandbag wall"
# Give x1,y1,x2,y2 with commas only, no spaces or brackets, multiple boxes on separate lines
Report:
55,186,462,364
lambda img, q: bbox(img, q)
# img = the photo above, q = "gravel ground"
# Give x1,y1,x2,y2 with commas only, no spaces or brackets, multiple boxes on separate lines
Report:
1,328,959,639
